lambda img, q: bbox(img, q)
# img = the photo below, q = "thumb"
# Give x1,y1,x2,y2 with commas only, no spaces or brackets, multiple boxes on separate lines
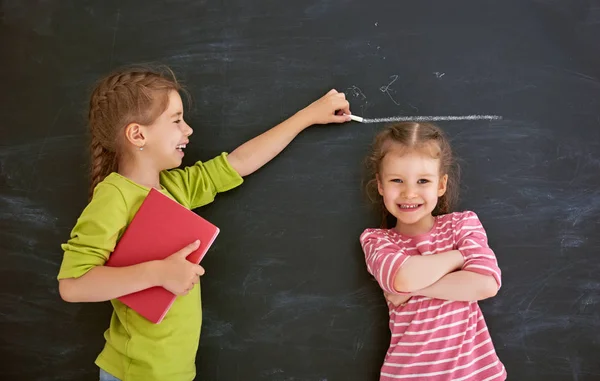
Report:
175,240,201,258
325,89,338,96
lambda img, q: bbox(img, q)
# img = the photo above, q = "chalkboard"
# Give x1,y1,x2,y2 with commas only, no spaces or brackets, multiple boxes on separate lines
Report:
2,1,600,380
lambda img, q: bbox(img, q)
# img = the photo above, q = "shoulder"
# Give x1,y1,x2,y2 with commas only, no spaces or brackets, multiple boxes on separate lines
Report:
75,175,133,232
436,211,481,225
450,210,483,225
89,175,127,209
360,228,392,244
62,176,130,251
446,211,488,239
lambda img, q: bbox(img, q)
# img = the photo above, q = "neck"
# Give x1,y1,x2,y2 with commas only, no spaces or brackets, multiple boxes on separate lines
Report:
118,155,162,189
395,214,435,236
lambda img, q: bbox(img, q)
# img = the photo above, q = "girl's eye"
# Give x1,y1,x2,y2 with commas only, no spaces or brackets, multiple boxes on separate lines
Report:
391,179,403,183
174,119,181,124
417,179,430,184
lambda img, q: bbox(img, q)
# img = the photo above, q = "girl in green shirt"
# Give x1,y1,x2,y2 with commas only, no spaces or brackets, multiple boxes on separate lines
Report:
57,65,354,381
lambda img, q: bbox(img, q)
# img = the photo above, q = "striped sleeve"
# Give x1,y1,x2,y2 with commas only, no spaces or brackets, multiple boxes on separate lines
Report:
454,211,502,289
359,229,410,294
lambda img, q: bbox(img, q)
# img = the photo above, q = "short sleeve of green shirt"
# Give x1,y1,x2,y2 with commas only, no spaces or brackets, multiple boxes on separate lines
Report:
58,182,128,280
160,152,244,209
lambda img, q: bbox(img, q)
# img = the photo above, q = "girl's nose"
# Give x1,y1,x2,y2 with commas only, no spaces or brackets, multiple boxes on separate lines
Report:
184,122,193,137
402,186,418,199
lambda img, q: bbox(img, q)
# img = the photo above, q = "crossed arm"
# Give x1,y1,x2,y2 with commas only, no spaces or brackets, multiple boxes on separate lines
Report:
360,214,501,305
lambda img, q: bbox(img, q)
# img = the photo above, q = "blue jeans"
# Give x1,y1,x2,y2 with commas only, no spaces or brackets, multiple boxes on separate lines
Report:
99,368,121,381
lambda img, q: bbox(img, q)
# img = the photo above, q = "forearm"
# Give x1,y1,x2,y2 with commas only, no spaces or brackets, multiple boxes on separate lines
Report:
385,292,413,307
412,270,498,302
227,111,312,177
394,250,463,292
58,261,161,303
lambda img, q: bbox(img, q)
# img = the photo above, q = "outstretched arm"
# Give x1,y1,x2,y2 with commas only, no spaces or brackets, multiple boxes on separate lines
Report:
227,90,351,177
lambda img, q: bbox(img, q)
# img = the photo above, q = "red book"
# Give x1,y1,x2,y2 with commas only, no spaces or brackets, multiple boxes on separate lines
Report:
105,188,220,324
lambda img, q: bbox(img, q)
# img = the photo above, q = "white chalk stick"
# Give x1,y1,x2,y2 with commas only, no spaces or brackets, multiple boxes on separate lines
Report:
348,114,364,123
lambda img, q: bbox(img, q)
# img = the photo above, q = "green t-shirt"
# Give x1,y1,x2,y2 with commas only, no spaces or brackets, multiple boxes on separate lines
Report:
58,152,243,381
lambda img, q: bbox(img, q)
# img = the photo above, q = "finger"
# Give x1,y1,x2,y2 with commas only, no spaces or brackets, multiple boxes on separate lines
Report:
326,89,338,96
330,103,351,122
182,283,194,294
337,100,351,115
177,240,201,257
330,98,350,110
192,276,200,284
195,265,205,276
330,114,352,124
334,92,346,100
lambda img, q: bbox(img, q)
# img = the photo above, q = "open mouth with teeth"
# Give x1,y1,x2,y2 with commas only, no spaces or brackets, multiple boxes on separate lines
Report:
398,203,422,211
176,144,187,152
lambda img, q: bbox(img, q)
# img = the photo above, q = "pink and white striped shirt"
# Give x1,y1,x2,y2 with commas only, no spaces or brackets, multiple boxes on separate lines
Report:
360,211,506,381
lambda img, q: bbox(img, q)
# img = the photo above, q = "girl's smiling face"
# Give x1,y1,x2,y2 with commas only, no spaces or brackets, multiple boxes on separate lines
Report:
142,90,193,171
377,144,448,235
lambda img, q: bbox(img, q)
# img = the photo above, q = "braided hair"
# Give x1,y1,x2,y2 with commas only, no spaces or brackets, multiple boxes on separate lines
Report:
87,65,183,198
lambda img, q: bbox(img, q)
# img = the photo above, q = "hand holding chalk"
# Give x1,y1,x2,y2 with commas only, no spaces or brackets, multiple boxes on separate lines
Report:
299,89,352,125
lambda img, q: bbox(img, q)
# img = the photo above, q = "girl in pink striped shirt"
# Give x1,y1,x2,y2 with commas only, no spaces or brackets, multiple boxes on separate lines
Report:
360,122,506,381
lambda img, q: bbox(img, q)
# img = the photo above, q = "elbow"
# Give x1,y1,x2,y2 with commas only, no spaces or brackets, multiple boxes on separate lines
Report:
393,264,431,293
477,277,499,300
393,273,419,293
225,152,248,177
58,279,81,303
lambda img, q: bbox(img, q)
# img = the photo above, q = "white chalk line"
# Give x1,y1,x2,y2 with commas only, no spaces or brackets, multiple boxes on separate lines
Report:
360,115,502,123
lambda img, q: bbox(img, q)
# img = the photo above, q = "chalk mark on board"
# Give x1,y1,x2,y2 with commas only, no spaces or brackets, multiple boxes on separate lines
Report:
358,115,502,123
408,103,419,112
347,85,366,100
433,71,445,79
522,263,575,314
347,85,370,115
28,107,63,193
109,8,121,69
380,75,400,105
353,337,364,359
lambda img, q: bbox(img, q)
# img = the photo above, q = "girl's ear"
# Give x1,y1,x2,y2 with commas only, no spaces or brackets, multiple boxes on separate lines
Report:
438,174,448,197
124,123,147,150
376,174,384,196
